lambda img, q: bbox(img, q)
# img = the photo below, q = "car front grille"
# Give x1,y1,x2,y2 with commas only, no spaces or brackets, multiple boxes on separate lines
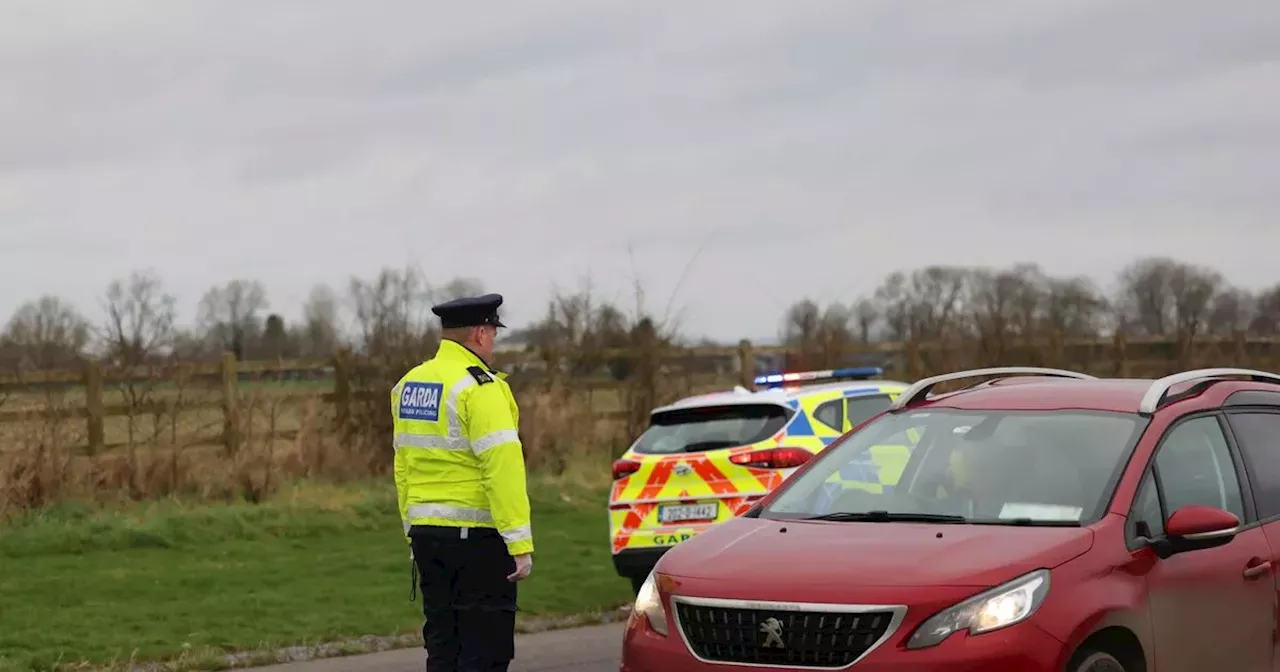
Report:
673,598,903,668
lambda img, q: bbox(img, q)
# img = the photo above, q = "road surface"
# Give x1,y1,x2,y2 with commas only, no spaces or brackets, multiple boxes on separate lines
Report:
243,622,626,672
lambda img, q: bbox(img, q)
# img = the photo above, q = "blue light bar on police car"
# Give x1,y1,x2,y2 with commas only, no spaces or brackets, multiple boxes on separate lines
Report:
753,366,885,388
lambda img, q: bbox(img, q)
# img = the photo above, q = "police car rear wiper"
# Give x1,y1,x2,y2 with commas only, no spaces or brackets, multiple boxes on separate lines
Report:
804,511,968,524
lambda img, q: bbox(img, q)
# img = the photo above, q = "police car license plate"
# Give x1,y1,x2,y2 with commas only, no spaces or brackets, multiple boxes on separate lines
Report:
658,503,718,524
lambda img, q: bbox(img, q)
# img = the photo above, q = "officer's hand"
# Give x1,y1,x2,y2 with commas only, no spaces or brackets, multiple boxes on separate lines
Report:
507,553,533,582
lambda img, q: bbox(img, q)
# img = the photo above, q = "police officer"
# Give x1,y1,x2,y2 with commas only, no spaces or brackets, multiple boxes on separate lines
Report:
391,293,534,672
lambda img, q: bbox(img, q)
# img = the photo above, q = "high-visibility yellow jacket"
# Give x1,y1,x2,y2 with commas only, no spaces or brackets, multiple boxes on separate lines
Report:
391,339,533,556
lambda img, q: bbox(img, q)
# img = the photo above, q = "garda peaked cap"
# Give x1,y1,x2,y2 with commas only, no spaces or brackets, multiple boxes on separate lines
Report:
431,293,506,329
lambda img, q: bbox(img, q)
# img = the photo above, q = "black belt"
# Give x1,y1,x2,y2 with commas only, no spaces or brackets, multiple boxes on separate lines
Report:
409,524,500,540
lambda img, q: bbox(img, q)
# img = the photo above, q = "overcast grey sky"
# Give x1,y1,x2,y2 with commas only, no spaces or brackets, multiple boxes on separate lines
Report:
2,0,1278,342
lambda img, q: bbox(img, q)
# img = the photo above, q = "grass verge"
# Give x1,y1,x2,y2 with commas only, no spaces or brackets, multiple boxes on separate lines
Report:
0,478,631,671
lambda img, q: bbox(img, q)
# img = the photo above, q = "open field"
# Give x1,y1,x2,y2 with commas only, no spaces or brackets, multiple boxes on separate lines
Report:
0,477,630,672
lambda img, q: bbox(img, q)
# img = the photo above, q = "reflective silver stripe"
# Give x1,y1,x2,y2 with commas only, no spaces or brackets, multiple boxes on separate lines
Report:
406,503,493,524
471,429,519,455
391,382,405,453
501,525,532,544
394,432,469,451
445,374,477,441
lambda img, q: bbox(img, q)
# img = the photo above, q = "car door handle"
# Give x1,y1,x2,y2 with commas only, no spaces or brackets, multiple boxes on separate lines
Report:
1244,559,1272,580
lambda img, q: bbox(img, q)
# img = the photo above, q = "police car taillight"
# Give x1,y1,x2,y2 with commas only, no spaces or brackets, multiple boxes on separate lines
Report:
612,458,642,480
729,447,813,469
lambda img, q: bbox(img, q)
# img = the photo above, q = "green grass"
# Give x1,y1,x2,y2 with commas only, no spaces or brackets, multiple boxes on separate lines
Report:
0,479,631,671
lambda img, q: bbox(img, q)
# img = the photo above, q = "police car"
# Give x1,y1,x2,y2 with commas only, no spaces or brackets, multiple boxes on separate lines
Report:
607,367,912,593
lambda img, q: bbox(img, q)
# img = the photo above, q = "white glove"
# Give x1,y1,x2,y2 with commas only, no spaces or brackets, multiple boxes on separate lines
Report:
507,553,533,582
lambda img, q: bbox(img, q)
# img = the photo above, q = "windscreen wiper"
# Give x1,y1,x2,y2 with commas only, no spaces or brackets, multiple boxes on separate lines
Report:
970,517,1083,527
803,510,968,524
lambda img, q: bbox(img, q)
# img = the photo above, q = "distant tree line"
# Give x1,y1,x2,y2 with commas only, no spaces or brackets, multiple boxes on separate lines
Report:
0,268,678,376
779,256,1280,358
2,256,1277,375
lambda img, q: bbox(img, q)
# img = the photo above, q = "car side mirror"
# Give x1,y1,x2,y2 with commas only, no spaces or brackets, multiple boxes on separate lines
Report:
1154,504,1241,558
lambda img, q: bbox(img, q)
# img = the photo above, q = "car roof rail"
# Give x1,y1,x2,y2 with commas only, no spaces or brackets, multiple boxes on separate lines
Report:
1139,368,1280,415
888,366,1098,412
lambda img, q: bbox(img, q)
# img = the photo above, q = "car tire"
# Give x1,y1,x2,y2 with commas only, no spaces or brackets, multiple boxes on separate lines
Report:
1070,650,1127,672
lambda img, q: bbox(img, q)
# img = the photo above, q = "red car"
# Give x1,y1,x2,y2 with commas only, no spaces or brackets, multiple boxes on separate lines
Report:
621,366,1280,672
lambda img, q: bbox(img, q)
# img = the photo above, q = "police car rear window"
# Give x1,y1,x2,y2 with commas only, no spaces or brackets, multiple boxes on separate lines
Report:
631,404,793,455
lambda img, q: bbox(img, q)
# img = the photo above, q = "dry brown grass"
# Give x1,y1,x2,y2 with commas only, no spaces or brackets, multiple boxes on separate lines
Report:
0,369,722,518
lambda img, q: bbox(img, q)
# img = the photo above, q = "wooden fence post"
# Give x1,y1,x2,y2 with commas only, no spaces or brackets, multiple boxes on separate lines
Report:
905,338,922,380
737,339,754,390
1112,330,1129,378
221,351,240,455
333,348,351,428
84,359,105,455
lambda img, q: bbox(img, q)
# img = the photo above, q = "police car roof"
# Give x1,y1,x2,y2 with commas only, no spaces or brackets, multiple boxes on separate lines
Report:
649,379,910,415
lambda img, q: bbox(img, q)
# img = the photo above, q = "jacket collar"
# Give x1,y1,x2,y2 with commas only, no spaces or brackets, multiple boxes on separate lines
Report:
435,339,507,380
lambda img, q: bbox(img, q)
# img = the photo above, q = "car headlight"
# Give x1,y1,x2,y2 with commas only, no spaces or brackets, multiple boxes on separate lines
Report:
905,569,1050,650
633,570,669,636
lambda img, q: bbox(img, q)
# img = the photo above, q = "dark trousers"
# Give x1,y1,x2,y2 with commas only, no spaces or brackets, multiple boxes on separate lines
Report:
410,525,518,672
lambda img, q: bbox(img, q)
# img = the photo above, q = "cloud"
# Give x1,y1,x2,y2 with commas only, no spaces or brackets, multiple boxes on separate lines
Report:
2,0,1278,340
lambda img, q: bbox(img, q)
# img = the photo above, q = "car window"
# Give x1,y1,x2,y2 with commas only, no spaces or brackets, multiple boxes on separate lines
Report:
1130,469,1164,539
846,394,892,429
1225,412,1280,520
812,399,843,432
1154,416,1245,521
763,409,1147,526
630,403,792,455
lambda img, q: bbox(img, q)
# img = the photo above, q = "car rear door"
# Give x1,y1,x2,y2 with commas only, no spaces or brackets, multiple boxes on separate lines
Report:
1129,413,1275,672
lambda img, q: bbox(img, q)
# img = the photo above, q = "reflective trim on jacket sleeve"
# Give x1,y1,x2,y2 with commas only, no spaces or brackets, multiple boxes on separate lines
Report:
406,503,494,524
500,524,532,544
471,428,520,455
394,432,470,451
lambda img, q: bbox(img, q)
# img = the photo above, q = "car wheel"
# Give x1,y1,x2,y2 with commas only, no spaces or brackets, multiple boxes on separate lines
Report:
1070,650,1127,672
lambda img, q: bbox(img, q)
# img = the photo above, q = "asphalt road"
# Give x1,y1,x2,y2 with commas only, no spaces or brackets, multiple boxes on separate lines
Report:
243,622,626,672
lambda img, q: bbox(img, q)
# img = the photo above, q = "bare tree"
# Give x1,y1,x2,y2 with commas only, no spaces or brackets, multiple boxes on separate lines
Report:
100,270,177,366
296,283,342,357
1252,285,1280,335
197,279,269,358
781,299,822,348
532,284,633,378
97,270,181,487
347,266,436,359
261,314,290,360
0,295,90,371
872,266,972,342
1207,288,1256,335
430,277,486,304
1043,275,1110,337
852,298,879,343
1168,262,1224,339
1115,257,1176,335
